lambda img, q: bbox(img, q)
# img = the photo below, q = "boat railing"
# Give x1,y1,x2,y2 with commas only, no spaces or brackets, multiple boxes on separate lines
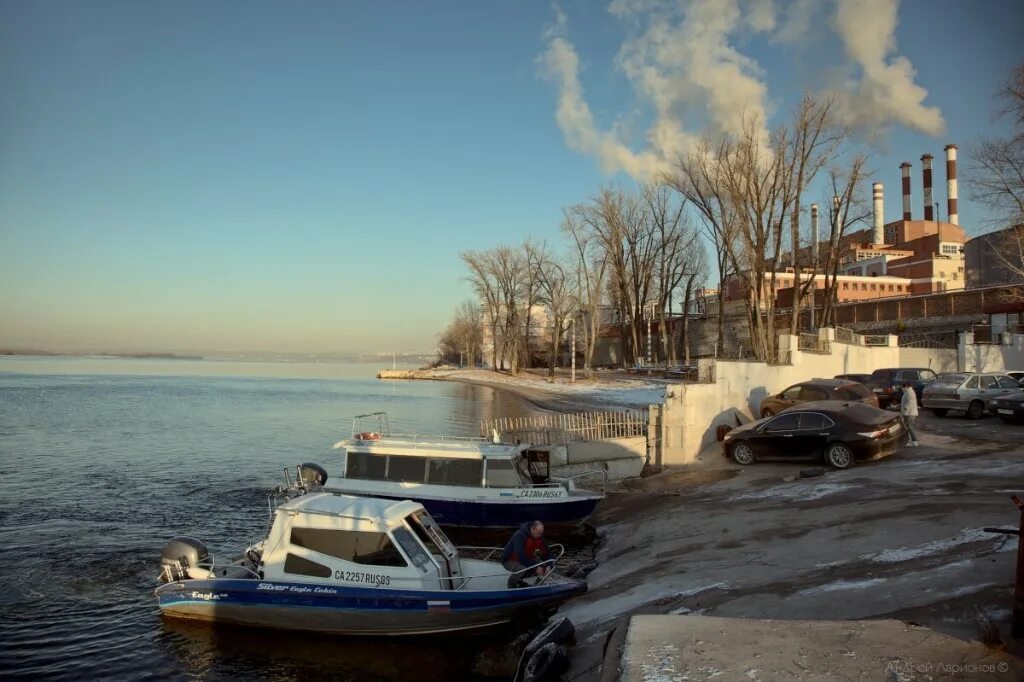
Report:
382,543,568,591
525,469,608,496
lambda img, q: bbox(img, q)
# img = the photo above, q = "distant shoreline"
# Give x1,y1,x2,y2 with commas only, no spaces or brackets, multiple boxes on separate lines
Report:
0,350,204,360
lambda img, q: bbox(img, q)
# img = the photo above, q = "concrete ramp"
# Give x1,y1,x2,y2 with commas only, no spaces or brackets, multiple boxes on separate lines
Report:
620,615,1020,680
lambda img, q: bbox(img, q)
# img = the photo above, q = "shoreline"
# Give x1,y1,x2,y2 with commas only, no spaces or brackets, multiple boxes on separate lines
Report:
378,367,667,414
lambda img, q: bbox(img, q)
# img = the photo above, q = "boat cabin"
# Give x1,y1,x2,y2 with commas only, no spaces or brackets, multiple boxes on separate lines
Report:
260,492,474,590
336,437,552,488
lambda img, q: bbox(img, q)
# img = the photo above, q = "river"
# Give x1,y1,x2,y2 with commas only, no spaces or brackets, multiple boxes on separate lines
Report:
0,357,542,680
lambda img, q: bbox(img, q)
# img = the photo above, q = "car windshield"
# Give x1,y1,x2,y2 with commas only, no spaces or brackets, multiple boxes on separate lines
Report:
934,374,968,386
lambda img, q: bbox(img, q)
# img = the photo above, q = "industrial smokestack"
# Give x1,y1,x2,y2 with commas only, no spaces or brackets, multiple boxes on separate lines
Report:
945,144,958,225
872,182,884,244
921,154,934,221
900,162,912,220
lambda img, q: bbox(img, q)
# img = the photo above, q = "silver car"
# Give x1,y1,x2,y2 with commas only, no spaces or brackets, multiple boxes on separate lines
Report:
921,372,1023,419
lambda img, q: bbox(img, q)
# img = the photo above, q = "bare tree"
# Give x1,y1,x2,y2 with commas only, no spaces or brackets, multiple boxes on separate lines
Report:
968,63,1024,229
819,155,871,328
563,207,608,375
967,63,1024,288
436,300,483,367
461,249,502,370
528,242,575,377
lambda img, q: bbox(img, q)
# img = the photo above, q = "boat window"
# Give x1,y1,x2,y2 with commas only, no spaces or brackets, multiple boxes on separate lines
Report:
426,458,483,487
290,527,408,567
386,455,428,483
406,512,449,557
392,526,431,568
346,452,386,481
283,553,332,578
485,458,522,488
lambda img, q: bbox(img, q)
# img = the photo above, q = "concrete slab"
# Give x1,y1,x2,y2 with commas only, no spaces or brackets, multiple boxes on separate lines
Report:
620,615,1021,681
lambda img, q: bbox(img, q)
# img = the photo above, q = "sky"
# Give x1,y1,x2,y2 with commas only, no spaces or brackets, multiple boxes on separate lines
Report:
1,0,1022,355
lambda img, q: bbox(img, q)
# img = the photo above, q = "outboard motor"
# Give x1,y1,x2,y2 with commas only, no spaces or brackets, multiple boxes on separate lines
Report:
298,462,328,487
160,536,211,583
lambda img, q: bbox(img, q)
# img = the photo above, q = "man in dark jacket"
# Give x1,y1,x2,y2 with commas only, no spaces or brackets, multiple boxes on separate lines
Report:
502,520,551,587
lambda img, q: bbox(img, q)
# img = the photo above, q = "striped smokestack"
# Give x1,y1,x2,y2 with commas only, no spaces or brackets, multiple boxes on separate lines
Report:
900,162,912,220
872,182,884,244
945,144,958,225
921,153,934,221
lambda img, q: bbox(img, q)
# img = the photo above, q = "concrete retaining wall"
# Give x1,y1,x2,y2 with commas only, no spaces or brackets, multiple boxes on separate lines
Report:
653,332,959,466
959,333,1024,372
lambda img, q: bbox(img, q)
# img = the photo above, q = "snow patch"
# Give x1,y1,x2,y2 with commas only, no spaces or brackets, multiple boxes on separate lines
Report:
735,483,853,502
798,577,888,596
561,579,727,625
867,528,1003,563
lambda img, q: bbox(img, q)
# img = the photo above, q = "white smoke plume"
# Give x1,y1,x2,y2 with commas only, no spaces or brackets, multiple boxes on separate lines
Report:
540,0,945,182
832,0,945,136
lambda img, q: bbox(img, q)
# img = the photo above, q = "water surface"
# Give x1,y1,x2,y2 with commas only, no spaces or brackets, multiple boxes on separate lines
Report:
0,357,539,680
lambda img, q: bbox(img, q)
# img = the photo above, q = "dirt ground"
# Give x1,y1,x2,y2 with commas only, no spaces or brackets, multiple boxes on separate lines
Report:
561,410,1024,680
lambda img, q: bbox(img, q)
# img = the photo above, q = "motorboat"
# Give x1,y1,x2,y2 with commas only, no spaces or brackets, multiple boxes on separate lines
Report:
155,465,586,635
328,412,606,530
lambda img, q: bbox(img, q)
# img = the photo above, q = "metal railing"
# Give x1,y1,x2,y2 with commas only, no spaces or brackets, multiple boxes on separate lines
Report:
483,410,648,444
862,334,888,346
798,333,831,354
834,326,857,344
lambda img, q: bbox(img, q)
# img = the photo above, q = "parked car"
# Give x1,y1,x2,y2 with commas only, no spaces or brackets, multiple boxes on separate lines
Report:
834,373,872,385
1005,370,1024,385
989,392,1024,423
722,401,904,469
867,368,939,409
758,379,878,418
921,372,1023,419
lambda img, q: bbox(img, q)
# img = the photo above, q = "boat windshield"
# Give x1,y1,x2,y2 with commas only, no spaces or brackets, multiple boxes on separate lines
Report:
485,457,525,487
407,510,455,557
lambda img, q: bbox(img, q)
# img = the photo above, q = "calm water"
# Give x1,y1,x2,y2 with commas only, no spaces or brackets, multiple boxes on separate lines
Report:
0,357,540,680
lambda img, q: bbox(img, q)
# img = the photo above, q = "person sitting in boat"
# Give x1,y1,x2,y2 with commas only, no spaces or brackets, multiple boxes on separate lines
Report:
502,520,551,587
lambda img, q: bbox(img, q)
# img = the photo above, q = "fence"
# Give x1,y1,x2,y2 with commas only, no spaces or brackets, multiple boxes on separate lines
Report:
482,410,648,445
834,327,857,344
862,334,888,346
798,332,831,353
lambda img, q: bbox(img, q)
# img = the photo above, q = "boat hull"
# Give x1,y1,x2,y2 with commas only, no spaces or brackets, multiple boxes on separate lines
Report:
156,578,586,635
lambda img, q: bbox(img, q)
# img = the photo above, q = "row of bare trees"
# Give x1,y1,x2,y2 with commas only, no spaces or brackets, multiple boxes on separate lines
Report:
446,92,892,370
456,184,708,375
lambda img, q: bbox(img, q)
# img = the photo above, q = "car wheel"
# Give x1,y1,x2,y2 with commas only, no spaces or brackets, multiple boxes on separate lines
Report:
825,443,853,469
966,400,985,420
732,443,756,466
760,408,774,418
930,408,948,418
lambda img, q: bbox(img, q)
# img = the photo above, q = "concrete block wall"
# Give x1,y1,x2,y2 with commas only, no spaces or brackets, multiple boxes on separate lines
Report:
654,332,959,466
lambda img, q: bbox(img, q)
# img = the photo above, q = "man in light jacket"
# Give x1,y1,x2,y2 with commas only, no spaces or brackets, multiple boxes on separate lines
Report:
900,381,919,447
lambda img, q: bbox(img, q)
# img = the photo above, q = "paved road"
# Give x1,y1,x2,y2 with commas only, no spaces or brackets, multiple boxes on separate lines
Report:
562,412,1024,679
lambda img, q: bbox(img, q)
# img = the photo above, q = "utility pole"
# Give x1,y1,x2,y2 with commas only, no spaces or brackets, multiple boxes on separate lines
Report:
570,313,576,384
646,303,653,375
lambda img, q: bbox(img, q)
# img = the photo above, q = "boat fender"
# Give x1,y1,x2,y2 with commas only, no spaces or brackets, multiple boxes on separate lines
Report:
523,643,569,682
298,462,328,486
525,617,575,657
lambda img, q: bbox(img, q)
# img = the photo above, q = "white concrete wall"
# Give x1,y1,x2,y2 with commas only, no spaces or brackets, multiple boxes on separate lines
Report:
656,333,959,466
959,334,1024,373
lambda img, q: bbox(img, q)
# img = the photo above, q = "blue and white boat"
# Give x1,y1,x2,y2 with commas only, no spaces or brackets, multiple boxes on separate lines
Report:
155,465,586,635
329,413,606,530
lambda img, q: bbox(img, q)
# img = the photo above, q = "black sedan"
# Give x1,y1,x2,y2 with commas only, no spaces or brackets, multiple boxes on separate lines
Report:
722,400,905,469
989,392,1024,424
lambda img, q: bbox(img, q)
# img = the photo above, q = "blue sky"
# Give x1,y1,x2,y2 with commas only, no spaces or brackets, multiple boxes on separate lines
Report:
1,1,1021,354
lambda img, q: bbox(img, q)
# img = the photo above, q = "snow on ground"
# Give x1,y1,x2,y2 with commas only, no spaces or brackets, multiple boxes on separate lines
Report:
445,369,667,408
734,483,855,502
